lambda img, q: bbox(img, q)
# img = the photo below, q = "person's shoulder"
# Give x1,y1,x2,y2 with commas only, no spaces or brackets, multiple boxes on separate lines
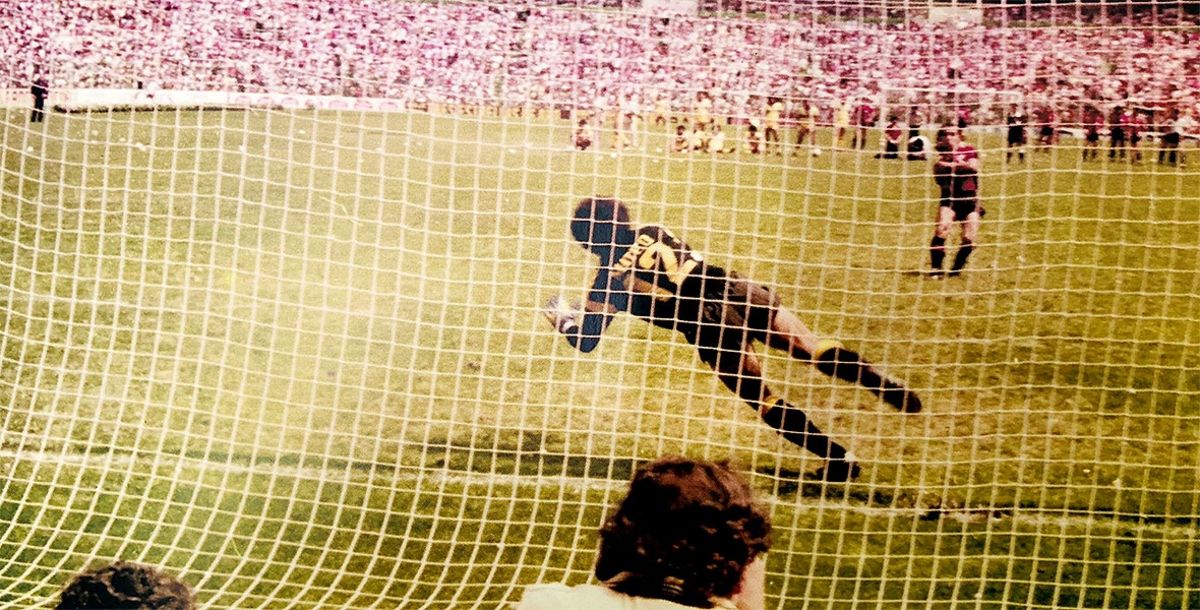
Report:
519,583,717,610
515,584,624,609
517,583,575,609
638,224,674,241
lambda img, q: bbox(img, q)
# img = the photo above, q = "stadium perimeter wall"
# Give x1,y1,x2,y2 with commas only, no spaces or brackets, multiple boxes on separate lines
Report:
0,88,408,113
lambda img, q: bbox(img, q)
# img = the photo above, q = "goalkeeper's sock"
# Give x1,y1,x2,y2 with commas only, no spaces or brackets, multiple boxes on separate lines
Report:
949,239,974,276
814,342,922,413
759,399,846,461
930,235,946,271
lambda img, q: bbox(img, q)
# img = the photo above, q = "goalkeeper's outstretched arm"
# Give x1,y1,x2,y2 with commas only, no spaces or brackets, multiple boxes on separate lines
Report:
543,268,627,353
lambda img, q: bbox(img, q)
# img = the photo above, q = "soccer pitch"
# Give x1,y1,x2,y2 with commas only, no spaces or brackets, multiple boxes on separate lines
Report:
0,108,1197,609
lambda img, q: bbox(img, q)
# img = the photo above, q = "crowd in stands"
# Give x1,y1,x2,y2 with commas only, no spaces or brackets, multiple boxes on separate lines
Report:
3,0,1198,126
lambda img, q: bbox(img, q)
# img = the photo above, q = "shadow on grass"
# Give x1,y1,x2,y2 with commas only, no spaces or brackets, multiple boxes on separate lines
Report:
38,443,1200,532
146,442,642,483
765,466,912,508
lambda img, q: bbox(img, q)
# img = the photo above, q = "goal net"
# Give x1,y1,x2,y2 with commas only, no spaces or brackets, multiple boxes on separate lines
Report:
1,1,1197,609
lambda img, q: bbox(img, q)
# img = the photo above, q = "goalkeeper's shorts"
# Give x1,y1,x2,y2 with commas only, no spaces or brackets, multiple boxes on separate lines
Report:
677,268,780,367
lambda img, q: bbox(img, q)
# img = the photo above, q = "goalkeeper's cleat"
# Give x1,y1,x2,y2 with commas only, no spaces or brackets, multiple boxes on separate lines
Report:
807,458,860,484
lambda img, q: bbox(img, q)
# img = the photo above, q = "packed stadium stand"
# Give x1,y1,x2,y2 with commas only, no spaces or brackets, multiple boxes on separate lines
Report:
4,0,1198,122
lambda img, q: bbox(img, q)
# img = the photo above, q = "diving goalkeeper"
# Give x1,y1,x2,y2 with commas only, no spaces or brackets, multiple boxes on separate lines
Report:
543,198,922,483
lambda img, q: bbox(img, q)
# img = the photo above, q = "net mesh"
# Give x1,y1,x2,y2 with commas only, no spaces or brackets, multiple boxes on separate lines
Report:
1,1,1198,609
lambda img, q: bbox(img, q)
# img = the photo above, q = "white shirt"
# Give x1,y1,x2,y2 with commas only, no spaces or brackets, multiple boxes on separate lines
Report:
516,584,737,610
710,131,727,152
1173,116,1196,135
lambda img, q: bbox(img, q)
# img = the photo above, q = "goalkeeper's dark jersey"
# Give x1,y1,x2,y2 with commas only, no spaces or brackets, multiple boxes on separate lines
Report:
573,224,778,356
592,224,717,331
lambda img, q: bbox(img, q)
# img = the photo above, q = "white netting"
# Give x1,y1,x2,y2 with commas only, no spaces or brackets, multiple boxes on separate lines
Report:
1,1,1198,609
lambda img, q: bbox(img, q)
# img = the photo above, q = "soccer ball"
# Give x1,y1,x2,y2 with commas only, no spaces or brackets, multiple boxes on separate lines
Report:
811,147,822,157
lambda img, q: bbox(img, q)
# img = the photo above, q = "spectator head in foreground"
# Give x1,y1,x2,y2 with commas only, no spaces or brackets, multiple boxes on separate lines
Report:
518,456,771,609
595,456,772,607
57,560,194,610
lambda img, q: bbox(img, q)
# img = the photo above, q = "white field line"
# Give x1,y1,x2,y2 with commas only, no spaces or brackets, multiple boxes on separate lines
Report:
1,449,1196,540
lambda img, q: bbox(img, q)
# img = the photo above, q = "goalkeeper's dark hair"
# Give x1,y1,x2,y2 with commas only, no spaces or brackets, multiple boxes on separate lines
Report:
595,456,771,608
57,561,194,610
571,197,635,256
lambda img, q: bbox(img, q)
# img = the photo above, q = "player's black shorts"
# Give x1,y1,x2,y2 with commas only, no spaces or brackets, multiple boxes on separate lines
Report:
1007,131,1025,146
1086,131,1100,143
1039,126,1054,138
935,175,952,192
943,195,984,222
677,267,780,368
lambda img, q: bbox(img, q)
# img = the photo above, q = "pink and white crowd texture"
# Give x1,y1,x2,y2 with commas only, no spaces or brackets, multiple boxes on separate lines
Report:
3,0,1198,123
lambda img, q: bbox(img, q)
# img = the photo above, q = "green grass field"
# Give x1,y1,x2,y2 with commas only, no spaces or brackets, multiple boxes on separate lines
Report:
1,107,1197,609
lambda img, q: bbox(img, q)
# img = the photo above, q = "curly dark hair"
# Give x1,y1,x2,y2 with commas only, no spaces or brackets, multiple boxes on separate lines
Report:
570,197,636,259
57,561,194,610
595,456,772,608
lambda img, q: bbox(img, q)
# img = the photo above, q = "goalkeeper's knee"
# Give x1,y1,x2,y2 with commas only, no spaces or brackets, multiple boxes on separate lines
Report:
813,341,922,413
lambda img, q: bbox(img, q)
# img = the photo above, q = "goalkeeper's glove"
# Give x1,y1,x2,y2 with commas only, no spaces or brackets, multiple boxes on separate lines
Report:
542,296,582,334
